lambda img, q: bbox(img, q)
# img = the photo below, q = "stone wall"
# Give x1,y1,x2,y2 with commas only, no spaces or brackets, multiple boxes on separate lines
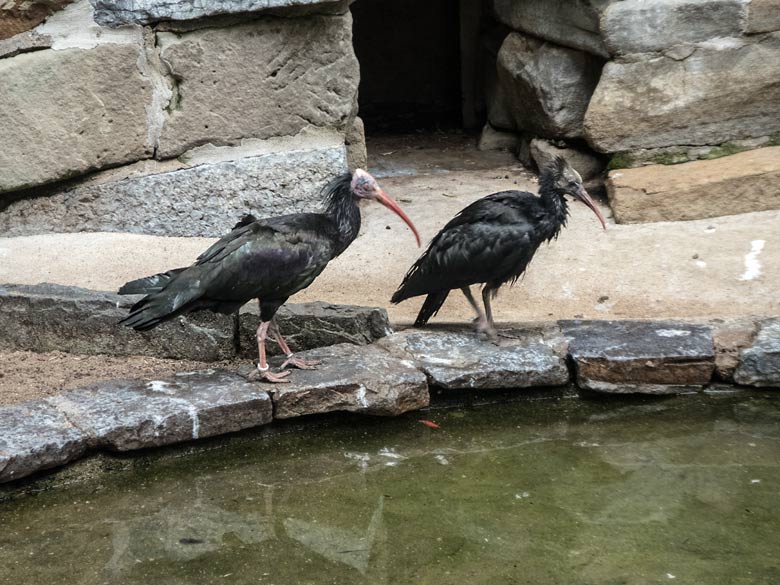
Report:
484,0,780,222
0,0,363,236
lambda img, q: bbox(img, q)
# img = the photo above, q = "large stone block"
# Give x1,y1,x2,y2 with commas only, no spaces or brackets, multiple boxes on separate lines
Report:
377,327,570,390
91,0,346,27
0,43,153,194
156,14,358,159
496,32,603,140
0,400,87,483
713,319,759,382
238,301,392,359
0,283,235,361
746,0,780,33
562,320,715,394
602,0,747,56
493,0,610,58
584,34,780,152
734,319,780,387
606,147,780,223
0,134,347,237
49,371,273,450
267,344,429,418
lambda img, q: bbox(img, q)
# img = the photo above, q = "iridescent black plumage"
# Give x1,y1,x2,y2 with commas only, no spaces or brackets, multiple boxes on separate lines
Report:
391,157,605,332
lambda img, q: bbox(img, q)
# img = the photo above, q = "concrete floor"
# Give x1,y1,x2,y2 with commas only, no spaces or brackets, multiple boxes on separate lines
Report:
1,134,778,326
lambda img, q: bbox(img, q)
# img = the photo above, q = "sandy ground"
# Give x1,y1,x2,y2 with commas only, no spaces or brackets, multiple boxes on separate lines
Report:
1,133,778,404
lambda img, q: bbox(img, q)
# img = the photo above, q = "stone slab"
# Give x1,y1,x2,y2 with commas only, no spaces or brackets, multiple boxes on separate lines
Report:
0,136,348,237
0,283,235,361
602,0,747,56
734,319,780,387
0,42,152,194
0,30,52,58
492,0,610,58
496,32,602,140
239,301,392,359
156,14,358,159
606,147,780,223
0,400,87,483
746,0,780,33
376,327,570,390
0,0,73,39
49,370,272,450
584,34,780,152
91,0,345,27
562,320,715,394
266,344,429,419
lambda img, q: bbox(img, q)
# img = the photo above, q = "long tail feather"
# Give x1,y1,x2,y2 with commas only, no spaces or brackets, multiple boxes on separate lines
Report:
414,290,449,326
118,268,186,295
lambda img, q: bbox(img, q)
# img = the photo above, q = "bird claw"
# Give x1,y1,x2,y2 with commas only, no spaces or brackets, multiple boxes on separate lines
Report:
281,356,321,370
246,367,291,383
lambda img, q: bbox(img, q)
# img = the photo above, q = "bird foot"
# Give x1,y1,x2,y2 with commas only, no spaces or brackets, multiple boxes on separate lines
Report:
475,322,498,343
246,367,291,383
281,355,321,370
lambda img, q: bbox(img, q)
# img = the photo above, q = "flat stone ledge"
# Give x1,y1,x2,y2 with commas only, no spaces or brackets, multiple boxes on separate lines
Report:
562,320,715,394
264,344,429,419
734,319,780,387
376,326,569,390
0,400,87,483
0,283,390,360
48,370,272,451
91,0,346,27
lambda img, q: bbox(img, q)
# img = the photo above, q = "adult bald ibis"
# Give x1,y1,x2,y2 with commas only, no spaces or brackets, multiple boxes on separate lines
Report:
391,157,606,337
119,169,420,383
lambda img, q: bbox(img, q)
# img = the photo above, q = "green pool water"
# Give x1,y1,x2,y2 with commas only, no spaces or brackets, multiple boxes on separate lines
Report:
1,391,779,585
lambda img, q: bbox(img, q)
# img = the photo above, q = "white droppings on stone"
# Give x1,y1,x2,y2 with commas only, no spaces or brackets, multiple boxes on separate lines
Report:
434,454,449,465
0,248,8,257
705,225,716,233
186,403,200,439
515,491,530,499
695,260,707,269
344,452,370,469
612,173,623,179
656,329,691,338
751,479,761,484
666,573,676,579
384,461,400,467
738,240,765,281
146,380,174,394
355,385,369,408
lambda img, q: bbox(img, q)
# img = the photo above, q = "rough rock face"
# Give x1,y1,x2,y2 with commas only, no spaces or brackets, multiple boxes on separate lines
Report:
0,0,73,39
562,320,715,393
584,34,780,152
267,344,429,418
478,123,521,152
0,135,347,237
345,116,367,171
0,400,87,483
0,43,153,194
496,32,603,139
601,0,747,56
239,301,392,358
734,319,780,387
606,147,780,223
745,0,780,34
529,138,605,181
713,320,758,382
49,371,273,450
156,14,359,159
377,327,569,390
492,0,610,58
90,0,345,27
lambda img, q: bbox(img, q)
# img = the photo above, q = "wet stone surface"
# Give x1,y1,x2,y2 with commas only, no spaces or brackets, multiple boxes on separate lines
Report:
48,371,272,451
562,320,715,394
734,318,780,387
260,344,429,419
377,326,569,390
0,400,87,483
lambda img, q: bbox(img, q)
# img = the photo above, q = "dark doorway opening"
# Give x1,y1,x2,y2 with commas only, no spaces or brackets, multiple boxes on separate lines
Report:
351,0,464,134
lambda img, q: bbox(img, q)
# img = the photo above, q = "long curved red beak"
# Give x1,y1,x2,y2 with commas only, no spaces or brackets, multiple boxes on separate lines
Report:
374,189,422,246
576,185,607,230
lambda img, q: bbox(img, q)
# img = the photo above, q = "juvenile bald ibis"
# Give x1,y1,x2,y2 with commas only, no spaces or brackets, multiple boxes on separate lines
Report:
391,157,605,337
119,170,420,383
